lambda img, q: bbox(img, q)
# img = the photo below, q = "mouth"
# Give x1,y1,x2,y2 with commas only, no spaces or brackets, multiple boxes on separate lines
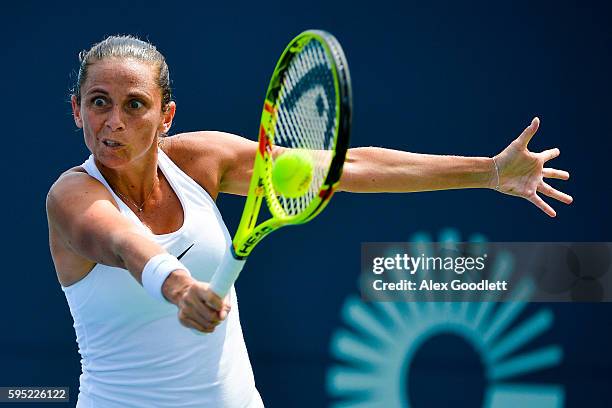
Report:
101,138,124,148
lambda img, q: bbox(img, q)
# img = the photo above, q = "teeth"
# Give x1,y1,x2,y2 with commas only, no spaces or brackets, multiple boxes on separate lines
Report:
104,140,121,147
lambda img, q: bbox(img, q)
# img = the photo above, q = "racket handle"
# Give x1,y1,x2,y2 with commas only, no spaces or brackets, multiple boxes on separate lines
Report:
190,249,245,336
209,248,246,298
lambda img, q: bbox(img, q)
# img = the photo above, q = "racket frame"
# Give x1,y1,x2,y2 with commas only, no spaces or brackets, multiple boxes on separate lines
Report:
232,30,351,259
209,30,352,299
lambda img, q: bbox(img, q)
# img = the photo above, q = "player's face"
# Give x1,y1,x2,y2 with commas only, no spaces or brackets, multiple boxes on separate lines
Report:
71,58,175,168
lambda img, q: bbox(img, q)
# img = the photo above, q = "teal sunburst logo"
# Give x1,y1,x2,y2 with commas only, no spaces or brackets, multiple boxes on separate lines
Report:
327,229,565,407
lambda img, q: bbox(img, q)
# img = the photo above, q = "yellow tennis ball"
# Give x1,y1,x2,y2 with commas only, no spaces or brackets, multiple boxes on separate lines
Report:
272,150,314,198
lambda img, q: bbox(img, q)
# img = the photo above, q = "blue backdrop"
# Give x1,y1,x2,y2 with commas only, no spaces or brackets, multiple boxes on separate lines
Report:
1,0,610,407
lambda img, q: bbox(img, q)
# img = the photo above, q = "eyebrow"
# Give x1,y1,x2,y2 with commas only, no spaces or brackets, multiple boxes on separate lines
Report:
86,88,109,96
85,88,151,99
126,92,151,100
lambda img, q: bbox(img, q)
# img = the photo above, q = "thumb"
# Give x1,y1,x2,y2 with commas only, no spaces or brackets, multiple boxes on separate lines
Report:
516,117,540,147
203,287,224,311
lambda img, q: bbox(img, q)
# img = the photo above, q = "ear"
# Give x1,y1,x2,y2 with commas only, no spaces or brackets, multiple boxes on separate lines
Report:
71,95,83,128
160,101,176,134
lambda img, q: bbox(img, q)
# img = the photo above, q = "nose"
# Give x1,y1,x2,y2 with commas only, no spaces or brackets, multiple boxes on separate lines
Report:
105,105,126,132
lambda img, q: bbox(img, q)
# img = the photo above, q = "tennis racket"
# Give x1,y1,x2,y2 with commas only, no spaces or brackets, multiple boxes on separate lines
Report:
209,30,352,297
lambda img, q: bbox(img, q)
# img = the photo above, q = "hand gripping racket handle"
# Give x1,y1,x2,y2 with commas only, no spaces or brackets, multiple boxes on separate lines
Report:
190,248,245,336
209,247,246,298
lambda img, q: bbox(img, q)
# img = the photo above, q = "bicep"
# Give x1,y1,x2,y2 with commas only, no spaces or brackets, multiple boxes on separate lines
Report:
214,132,298,195
214,132,258,196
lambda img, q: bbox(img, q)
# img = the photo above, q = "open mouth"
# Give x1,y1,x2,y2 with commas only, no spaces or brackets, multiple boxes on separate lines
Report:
102,139,123,148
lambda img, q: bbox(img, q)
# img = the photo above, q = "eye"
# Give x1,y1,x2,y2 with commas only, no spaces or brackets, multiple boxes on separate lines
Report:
128,100,144,109
91,97,107,107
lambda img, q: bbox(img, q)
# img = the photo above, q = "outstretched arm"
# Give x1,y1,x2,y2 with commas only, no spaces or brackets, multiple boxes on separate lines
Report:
338,117,572,217
339,149,495,193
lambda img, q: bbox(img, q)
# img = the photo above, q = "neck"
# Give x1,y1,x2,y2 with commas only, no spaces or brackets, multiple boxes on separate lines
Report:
95,148,160,204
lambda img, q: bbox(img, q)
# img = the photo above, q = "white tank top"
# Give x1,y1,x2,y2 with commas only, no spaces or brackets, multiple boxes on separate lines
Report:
61,149,264,408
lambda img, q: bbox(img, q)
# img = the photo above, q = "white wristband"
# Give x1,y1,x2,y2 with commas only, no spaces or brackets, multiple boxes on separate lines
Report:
142,254,190,303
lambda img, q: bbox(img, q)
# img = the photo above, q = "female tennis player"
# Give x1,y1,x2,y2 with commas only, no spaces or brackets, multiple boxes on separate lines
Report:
46,35,572,408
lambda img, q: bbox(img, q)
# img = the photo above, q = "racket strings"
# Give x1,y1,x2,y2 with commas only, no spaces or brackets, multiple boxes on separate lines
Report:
274,40,338,216
278,56,325,213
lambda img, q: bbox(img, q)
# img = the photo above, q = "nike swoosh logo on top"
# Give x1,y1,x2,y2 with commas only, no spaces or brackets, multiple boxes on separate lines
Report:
176,243,195,260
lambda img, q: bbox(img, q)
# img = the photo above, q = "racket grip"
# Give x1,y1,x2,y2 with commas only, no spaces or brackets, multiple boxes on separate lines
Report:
209,248,246,298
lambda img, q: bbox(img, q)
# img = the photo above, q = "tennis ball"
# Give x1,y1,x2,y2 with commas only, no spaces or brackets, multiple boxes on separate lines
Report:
272,150,314,198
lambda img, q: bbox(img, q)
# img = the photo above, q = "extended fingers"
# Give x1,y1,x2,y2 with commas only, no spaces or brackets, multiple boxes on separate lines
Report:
543,167,570,180
537,181,573,204
528,193,557,217
539,148,560,162
517,117,540,147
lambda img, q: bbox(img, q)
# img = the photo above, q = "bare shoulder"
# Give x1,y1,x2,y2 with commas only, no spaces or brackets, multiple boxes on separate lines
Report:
162,130,254,162
161,131,258,198
47,166,116,217
47,167,115,287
